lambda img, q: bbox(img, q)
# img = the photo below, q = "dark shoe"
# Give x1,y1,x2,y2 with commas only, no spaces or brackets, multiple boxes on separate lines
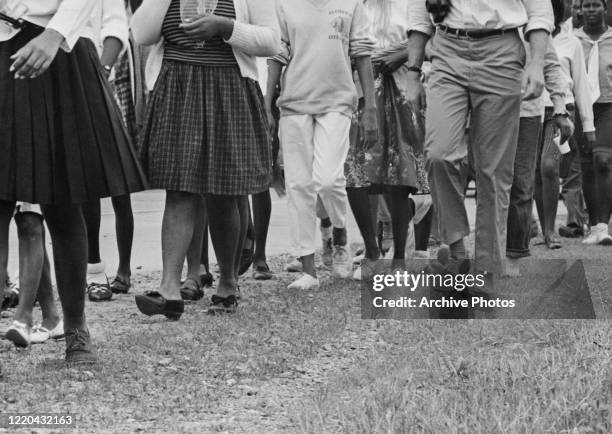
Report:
1,282,19,311
558,224,584,238
65,327,98,365
180,278,204,301
253,264,273,280
135,291,184,320
87,282,112,302
238,242,254,276
200,272,214,288
110,276,131,294
206,294,238,315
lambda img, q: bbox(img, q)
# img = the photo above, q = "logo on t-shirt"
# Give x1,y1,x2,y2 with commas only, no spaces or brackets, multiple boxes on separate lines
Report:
329,9,351,45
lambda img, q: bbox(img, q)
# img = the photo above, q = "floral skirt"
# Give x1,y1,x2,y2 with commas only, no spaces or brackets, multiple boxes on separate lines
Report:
345,73,429,194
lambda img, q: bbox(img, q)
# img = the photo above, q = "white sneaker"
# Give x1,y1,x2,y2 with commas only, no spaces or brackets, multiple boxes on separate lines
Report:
5,320,30,347
352,267,362,281
321,226,333,267
413,250,430,259
288,273,320,290
332,245,353,278
30,320,64,344
582,223,612,245
285,258,303,272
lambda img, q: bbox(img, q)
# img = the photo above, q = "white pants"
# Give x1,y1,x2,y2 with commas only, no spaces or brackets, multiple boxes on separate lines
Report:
280,113,351,257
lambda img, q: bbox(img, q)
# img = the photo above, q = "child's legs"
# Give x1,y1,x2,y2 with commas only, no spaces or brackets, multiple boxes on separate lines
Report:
313,113,351,231
111,194,134,279
186,195,206,281
252,190,271,265
38,247,60,330
280,115,318,269
41,204,88,331
82,200,102,265
0,201,15,290
13,209,45,326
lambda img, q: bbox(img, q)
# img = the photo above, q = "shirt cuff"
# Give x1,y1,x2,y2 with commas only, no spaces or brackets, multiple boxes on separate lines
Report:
407,24,434,38
46,22,79,52
225,19,248,47
524,20,554,37
582,121,596,133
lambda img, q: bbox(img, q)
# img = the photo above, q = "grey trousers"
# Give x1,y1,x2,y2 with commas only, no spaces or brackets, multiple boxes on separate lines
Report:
425,31,526,273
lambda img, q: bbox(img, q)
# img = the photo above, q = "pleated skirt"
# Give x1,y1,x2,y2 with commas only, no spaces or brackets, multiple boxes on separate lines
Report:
138,61,272,196
0,24,148,205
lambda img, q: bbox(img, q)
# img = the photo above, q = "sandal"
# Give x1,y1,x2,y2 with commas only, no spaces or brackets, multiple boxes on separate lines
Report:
252,264,273,280
206,294,238,315
110,276,131,294
180,278,204,301
87,282,112,302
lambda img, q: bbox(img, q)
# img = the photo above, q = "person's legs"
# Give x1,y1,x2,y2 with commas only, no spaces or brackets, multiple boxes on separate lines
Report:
560,142,588,236
207,194,241,297
252,190,273,277
37,247,61,332
12,212,46,328
41,203,96,362
414,204,433,252
467,33,524,274
425,34,472,259
280,115,319,282
507,116,542,259
347,187,379,259
313,112,352,277
111,194,134,284
234,195,250,279
385,187,413,261
158,191,200,300
316,196,333,267
82,200,102,265
0,201,14,295
593,151,612,223
182,195,206,299
534,114,562,248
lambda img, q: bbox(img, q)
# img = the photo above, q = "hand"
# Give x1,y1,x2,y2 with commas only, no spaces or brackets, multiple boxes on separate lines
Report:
405,73,427,113
584,131,597,149
361,106,378,149
179,15,234,41
10,29,63,79
521,61,545,101
555,116,574,144
374,50,408,76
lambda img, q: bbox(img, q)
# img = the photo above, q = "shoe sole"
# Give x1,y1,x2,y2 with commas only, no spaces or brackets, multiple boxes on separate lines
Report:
5,328,29,348
600,238,612,246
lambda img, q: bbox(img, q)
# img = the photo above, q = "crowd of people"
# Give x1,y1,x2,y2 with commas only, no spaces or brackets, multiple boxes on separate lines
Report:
0,0,610,364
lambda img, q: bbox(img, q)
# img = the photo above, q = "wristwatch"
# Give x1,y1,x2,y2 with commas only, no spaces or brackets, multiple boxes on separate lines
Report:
102,64,112,75
406,66,422,75
553,111,570,118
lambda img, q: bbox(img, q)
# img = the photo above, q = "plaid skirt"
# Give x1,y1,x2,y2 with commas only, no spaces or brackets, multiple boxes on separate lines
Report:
0,24,148,205
138,61,272,195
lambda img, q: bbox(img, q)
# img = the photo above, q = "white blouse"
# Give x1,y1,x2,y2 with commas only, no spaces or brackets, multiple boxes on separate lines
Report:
0,0,96,51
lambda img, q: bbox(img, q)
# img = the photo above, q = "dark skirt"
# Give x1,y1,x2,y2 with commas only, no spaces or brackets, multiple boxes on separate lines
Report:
0,24,148,205
345,73,429,194
138,61,272,195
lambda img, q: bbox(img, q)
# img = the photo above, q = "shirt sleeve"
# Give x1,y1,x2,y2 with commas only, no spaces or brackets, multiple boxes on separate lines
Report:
543,38,566,100
523,0,554,36
271,1,290,65
407,0,434,37
47,0,98,51
100,0,130,55
349,1,374,58
570,38,596,132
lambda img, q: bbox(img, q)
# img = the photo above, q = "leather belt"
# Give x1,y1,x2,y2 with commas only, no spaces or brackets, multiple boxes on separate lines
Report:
437,25,517,39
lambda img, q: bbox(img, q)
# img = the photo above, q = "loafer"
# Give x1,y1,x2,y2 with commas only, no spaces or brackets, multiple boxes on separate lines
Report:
180,278,204,301
5,320,30,348
65,327,98,365
110,276,131,294
135,291,184,320
252,264,273,280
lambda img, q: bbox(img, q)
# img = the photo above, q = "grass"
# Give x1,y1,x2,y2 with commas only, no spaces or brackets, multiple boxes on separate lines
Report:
1,236,612,433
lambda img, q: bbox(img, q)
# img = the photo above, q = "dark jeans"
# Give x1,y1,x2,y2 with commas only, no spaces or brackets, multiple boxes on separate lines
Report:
507,116,542,258
561,140,587,228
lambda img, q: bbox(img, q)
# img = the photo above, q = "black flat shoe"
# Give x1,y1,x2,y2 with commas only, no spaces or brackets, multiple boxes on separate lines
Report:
200,272,214,288
135,291,184,321
206,294,238,315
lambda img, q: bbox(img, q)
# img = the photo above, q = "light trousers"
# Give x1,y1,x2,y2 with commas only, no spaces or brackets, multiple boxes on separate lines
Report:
280,113,351,257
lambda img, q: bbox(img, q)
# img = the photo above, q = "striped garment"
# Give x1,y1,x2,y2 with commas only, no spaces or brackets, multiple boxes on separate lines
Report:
162,0,238,66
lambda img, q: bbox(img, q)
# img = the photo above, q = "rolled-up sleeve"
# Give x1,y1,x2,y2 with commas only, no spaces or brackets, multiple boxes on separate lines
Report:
100,0,130,55
407,0,434,37
543,38,566,100
47,0,97,51
523,0,554,36
349,2,374,58
271,1,290,65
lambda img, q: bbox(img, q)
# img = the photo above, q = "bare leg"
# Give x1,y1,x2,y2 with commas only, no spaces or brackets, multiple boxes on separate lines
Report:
252,190,272,267
111,195,134,281
186,195,206,282
0,201,15,304
347,187,380,260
